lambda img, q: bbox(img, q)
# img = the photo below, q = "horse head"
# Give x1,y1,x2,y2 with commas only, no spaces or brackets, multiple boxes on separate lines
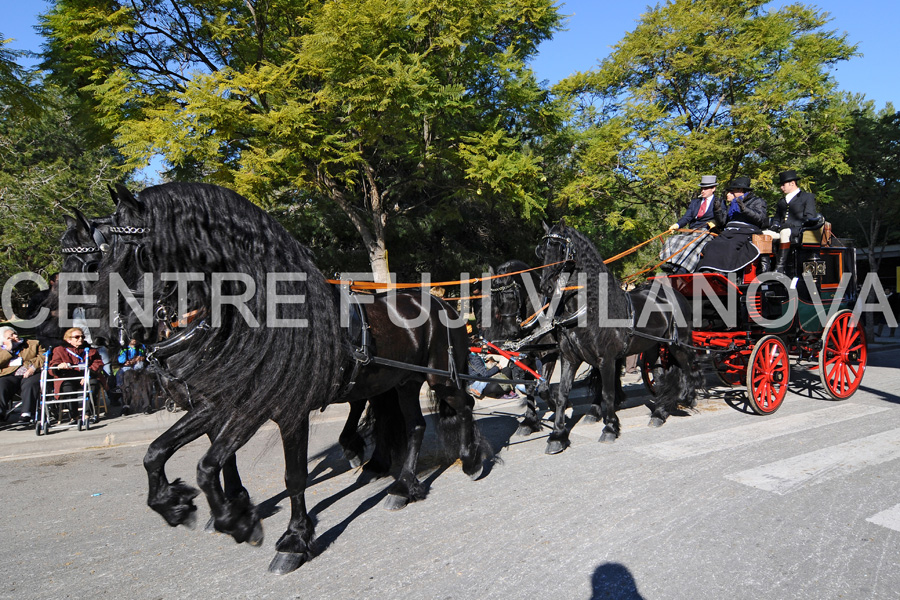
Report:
486,260,532,342
90,184,159,349
536,219,577,298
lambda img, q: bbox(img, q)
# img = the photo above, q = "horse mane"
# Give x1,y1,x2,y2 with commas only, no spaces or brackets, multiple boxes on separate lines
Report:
100,182,345,430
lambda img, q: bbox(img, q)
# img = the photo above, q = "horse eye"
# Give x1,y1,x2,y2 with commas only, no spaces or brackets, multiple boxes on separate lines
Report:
100,243,110,253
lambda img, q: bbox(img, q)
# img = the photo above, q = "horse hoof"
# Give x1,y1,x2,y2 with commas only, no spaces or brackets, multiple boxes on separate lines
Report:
342,449,363,469
247,520,265,547
515,424,537,437
383,494,410,511
268,551,307,575
465,461,485,481
648,417,665,428
545,440,568,455
581,413,599,424
599,431,618,443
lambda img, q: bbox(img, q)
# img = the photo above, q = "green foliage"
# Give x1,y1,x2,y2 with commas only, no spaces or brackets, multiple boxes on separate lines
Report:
554,0,857,248
0,36,41,117
41,0,564,278
815,97,900,267
0,83,125,311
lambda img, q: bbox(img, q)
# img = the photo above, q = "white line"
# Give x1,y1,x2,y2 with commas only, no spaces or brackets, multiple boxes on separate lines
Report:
867,504,900,532
726,427,900,495
634,403,889,460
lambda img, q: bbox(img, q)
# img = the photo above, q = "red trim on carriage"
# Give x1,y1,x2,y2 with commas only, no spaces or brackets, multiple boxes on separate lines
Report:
691,330,750,348
648,272,744,297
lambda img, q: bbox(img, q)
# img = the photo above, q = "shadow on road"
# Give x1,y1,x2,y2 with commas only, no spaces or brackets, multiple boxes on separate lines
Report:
590,562,645,599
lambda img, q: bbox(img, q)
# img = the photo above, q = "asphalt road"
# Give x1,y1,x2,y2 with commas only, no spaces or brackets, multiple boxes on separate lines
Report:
1,348,899,600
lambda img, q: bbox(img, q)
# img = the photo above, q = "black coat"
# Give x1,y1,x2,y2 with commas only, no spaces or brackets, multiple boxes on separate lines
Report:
676,195,723,229
713,192,767,231
772,190,818,234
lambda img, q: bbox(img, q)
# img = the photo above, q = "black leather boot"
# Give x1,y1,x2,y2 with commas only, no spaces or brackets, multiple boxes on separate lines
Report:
774,246,790,274
759,254,771,272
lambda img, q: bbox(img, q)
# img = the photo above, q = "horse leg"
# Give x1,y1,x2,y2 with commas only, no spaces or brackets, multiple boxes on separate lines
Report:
598,358,621,443
383,382,428,511
584,361,621,424
196,414,268,546
269,413,314,575
516,359,553,436
203,444,245,532
516,390,542,436
143,403,214,527
436,384,490,479
338,399,367,468
546,358,576,454
361,390,402,479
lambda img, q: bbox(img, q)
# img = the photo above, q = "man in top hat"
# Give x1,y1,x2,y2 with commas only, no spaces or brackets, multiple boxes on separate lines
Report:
660,175,722,273
762,169,820,274
668,174,721,232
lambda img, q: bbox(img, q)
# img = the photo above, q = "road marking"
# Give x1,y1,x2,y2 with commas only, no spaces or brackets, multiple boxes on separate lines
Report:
866,504,900,532
726,427,900,495
634,403,889,460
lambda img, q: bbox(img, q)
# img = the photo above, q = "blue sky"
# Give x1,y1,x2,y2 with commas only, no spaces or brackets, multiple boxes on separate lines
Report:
3,0,897,108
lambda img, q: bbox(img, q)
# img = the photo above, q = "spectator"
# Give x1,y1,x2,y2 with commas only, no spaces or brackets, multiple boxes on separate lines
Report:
49,327,105,424
0,326,46,423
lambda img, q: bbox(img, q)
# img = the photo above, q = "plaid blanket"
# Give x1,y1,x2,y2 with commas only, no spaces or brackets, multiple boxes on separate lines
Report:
659,231,714,272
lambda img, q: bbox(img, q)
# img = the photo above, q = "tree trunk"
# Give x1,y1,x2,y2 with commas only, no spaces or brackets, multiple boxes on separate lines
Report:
320,170,391,284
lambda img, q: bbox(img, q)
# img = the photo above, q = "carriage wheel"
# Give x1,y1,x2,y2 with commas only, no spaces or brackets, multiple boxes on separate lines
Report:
639,346,671,397
819,309,867,400
713,349,749,387
746,335,790,415
35,421,42,436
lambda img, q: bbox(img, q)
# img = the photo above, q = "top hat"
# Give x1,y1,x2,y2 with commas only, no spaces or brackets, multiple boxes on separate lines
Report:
699,175,717,188
778,170,800,185
726,176,751,191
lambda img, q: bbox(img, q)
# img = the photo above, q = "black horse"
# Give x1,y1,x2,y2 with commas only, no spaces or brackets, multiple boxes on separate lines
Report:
81,182,489,574
482,259,558,436
536,220,700,452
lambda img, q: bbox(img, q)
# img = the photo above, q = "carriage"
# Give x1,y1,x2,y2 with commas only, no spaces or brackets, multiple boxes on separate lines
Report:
643,222,867,414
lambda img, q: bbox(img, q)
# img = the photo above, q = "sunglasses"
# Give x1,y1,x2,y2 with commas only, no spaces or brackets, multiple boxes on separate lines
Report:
68,335,84,340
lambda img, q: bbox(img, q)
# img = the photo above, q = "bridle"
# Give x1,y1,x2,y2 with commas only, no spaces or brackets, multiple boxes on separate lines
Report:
536,231,577,294
490,279,524,323
60,223,111,273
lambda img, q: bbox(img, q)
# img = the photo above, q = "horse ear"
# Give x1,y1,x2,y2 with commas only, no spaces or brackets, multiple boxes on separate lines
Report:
115,183,142,212
557,217,567,228
107,183,118,205
542,220,550,233
64,214,77,229
72,207,92,233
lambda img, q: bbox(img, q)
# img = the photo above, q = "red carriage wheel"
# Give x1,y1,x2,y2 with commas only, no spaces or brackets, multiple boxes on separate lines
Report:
819,309,867,400
639,346,671,397
713,349,749,387
746,335,790,415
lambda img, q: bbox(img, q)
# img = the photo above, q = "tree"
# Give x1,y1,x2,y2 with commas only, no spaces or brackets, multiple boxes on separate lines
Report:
553,0,857,239
41,0,564,281
0,83,123,312
0,36,40,117
816,97,900,272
